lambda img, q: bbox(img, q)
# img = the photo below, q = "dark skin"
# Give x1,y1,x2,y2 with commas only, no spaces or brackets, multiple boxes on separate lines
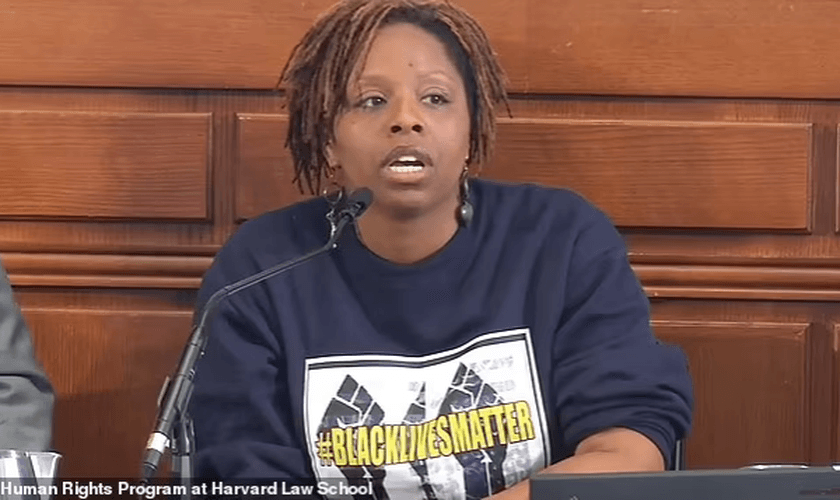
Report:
326,22,469,265
326,22,665,498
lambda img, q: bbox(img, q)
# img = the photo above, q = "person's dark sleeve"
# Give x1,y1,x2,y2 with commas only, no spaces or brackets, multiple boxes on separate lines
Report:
190,250,310,480
552,208,693,468
0,259,54,451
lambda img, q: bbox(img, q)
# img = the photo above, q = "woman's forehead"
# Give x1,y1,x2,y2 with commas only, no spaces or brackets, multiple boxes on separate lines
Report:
349,22,465,86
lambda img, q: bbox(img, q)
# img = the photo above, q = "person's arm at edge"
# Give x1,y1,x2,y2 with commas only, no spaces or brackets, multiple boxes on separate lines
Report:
0,260,54,451
489,427,664,499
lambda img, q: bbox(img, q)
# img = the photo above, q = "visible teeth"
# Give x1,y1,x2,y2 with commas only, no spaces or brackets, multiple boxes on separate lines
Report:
390,155,424,167
389,165,423,173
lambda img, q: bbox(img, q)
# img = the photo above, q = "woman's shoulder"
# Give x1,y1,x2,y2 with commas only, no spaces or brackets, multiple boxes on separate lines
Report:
474,179,613,232
209,197,330,276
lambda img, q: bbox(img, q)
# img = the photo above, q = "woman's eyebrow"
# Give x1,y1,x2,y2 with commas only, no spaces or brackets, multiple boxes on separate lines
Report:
353,74,392,87
354,70,457,87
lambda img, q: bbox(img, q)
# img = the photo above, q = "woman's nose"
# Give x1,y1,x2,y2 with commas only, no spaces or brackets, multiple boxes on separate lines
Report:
389,97,424,134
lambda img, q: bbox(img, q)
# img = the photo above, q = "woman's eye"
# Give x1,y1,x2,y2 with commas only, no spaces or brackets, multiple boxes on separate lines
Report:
359,96,386,108
423,94,449,105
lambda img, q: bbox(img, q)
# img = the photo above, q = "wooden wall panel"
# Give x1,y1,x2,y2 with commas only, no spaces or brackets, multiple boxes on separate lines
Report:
0,111,210,220
2,253,208,289
2,0,840,480
234,114,814,231
487,119,812,230
0,0,313,90
495,100,837,265
0,0,525,92
636,264,840,302
5,1,840,98
654,321,810,469
529,0,840,98
22,305,192,478
0,89,272,254
834,325,840,462
235,114,309,221
836,123,840,233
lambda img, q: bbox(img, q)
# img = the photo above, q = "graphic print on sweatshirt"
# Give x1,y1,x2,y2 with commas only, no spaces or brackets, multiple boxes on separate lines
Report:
304,328,549,499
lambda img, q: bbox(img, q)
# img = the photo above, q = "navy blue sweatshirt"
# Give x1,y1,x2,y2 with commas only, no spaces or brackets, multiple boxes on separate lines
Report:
190,179,693,499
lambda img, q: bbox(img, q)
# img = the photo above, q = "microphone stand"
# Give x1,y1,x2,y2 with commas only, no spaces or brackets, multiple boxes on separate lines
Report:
139,189,373,496
169,413,194,495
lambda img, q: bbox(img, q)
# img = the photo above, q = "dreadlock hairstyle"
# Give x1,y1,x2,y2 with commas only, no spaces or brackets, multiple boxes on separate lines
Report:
278,0,510,195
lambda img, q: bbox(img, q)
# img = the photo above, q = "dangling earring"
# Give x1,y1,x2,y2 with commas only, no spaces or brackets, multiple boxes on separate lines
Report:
458,163,473,227
322,166,345,239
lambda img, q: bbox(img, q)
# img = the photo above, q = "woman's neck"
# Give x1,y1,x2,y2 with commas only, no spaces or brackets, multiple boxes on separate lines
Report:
354,202,460,265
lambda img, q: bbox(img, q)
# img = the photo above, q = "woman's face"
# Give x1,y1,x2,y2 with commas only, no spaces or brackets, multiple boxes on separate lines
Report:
328,22,471,220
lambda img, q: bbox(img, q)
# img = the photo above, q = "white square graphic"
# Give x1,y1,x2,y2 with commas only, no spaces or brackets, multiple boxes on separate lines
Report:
304,328,550,500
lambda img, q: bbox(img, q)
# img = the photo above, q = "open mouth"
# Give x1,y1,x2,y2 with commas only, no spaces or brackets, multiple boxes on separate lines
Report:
388,155,425,173
381,148,433,174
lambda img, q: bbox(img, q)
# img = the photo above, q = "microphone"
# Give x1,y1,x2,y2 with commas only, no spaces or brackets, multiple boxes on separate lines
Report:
140,187,373,481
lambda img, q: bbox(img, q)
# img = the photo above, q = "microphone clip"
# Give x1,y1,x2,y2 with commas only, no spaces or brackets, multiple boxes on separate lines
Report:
327,188,373,241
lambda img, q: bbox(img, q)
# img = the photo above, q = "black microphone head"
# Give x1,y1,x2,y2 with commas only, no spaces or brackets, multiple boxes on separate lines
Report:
346,187,373,217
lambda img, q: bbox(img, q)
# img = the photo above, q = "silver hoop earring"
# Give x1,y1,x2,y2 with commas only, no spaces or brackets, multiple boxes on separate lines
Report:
322,172,345,239
458,168,473,227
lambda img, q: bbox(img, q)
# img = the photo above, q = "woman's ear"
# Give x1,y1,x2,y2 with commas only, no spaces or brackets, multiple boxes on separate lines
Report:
323,143,345,184
325,142,338,170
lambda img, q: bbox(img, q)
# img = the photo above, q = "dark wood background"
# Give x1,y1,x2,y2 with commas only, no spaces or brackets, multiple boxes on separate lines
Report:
2,0,837,476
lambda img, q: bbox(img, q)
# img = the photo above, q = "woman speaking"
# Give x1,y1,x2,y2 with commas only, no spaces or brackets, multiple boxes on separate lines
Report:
190,1,693,498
